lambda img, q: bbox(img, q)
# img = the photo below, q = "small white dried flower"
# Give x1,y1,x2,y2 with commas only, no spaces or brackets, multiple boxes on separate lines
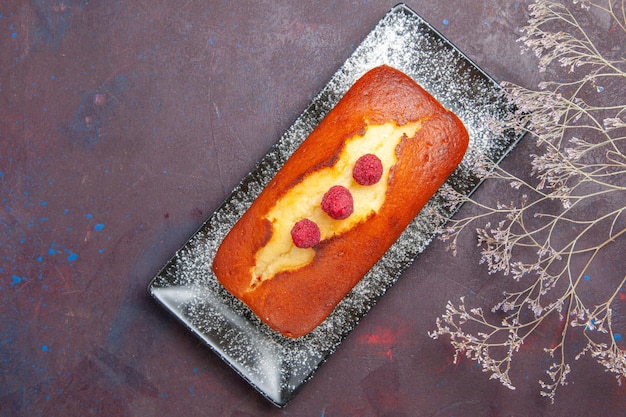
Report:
603,117,625,130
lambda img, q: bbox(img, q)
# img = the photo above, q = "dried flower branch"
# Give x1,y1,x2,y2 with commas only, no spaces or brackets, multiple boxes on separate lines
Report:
430,0,626,403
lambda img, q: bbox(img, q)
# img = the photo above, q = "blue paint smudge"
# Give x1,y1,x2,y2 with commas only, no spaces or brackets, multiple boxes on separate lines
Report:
584,275,591,281
614,333,622,342
62,74,129,147
93,223,105,231
86,213,93,219
41,344,49,352
67,253,78,262
30,1,88,51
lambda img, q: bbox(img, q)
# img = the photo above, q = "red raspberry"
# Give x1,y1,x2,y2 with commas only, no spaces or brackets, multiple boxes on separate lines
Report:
321,185,354,220
353,153,383,186
291,218,321,248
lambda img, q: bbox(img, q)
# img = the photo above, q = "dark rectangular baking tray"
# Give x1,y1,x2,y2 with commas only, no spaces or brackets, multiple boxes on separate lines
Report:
148,3,523,407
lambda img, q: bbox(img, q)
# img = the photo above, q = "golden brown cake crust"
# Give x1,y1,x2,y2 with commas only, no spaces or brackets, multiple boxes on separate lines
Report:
212,65,469,338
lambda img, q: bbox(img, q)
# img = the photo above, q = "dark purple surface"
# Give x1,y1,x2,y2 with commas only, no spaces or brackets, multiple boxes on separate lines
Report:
1,1,624,416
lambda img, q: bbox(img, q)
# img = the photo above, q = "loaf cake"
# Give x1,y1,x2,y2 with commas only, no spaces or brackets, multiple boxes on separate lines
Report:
212,65,469,338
